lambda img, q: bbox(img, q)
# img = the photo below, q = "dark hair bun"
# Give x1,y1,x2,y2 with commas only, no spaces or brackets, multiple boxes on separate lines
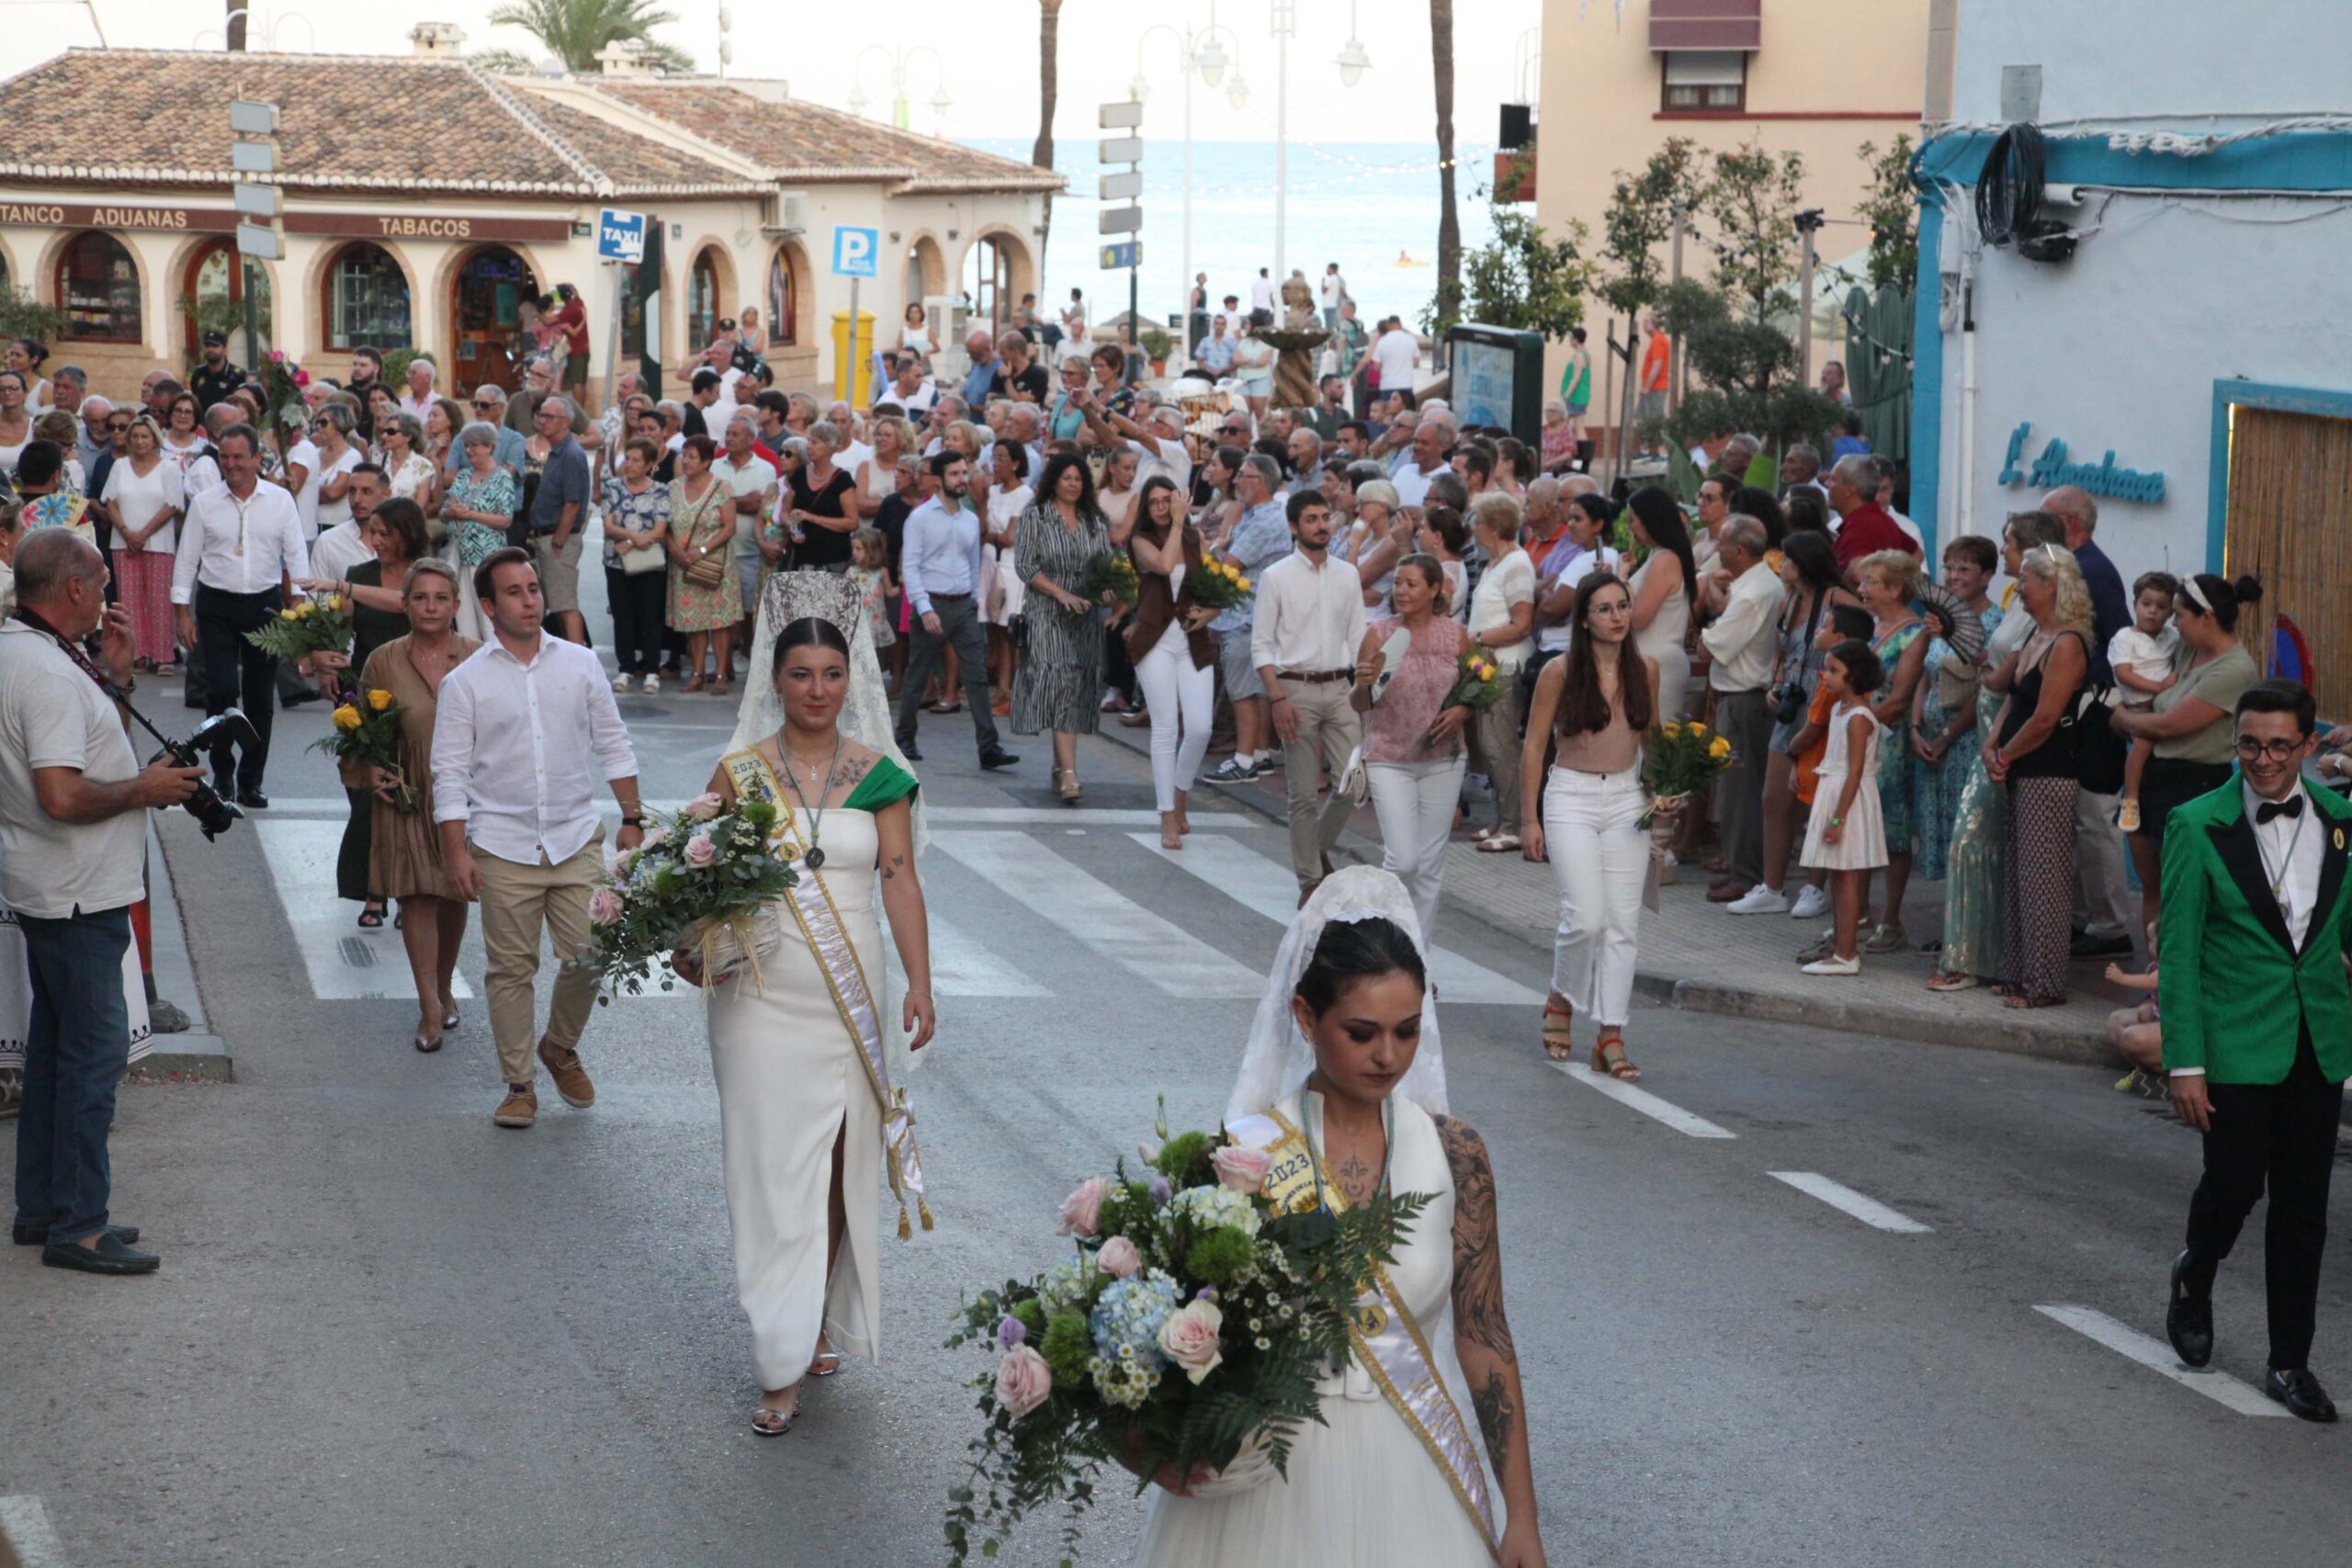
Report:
2231,575,2263,605
1294,916,1426,1015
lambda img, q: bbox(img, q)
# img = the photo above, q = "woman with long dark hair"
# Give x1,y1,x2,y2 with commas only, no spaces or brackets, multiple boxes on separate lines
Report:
1622,486,1693,721
1014,450,1114,801
1126,474,1216,847
1521,572,1658,1078
1357,554,1476,937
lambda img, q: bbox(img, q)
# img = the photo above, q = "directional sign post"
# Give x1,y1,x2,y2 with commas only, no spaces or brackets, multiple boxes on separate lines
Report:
230,99,281,372
1099,100,1144,375
831,226,882,404
596,208,647,411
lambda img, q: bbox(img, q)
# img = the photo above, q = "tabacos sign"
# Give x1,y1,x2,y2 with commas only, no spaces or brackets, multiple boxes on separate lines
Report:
1996,421,2165,503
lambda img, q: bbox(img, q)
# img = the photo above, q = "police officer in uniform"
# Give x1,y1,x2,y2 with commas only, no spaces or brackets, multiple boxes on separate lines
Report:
188,330,246,414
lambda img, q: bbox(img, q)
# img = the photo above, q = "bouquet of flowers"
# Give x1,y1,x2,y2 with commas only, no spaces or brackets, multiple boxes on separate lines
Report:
1080,550,1141,608
945,1105,1429,1564
1640,718,1735,833
243,592,353,662
1419,649,1506,750
310,688,414,813
575,792,798,999
260,348,311,433
1182,556,1254,613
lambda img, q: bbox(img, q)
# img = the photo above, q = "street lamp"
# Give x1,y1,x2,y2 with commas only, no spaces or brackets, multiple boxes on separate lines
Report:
852,43,950,131
1335,2,1373,89
1269,1,1373,283
1135,12,1246,367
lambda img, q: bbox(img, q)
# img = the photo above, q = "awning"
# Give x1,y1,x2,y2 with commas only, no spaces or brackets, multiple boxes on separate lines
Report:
1650,0,1762,51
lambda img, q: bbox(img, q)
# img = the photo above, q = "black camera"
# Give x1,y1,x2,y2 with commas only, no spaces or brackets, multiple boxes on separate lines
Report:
147,710,260,840
1771,680,1808,728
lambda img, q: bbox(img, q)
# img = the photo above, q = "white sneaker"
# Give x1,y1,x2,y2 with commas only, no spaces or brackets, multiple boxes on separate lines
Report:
612,674,631,692
1802,953,1861,976
643,673,661,694
1726,886,1791,915
1789,884,1830,919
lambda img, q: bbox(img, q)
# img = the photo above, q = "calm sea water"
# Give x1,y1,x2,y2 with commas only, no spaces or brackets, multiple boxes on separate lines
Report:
963,138,1498,338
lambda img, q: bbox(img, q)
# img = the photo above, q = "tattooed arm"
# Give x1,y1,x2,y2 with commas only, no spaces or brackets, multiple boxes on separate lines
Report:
872,795,935,1051
1435,1113,1545,1568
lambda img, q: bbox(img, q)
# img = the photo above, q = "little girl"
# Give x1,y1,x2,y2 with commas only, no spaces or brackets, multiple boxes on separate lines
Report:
2112,571,2181,833
2105,921,2164,1092
847,525,896,650
1799,639,1890,976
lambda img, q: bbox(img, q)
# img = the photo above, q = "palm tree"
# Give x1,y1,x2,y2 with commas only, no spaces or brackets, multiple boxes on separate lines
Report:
1033,0,1067,294
1430,0,1462,333
478,0,694,74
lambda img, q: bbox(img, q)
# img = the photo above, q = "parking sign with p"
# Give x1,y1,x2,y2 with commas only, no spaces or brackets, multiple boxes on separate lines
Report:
831,226,879,278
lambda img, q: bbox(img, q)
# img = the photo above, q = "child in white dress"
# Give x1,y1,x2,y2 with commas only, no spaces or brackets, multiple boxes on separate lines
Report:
2110,570,2180,832
1800,638,1890,976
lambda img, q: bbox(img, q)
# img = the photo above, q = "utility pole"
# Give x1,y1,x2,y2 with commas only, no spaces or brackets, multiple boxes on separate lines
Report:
1668,204,1686,415
1794,208,1826,389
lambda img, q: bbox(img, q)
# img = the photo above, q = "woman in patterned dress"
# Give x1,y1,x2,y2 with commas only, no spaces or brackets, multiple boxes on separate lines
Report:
665,434,741,694
441,423,520,643
1912,536,2003,884
1012,451,1113,803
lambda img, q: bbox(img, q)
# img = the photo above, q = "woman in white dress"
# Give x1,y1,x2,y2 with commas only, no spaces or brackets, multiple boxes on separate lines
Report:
673,573,938,1437
1623,486,1694,723
1131,868,1549,1568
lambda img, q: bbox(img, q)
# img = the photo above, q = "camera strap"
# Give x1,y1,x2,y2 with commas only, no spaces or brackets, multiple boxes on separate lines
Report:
11,607,130,704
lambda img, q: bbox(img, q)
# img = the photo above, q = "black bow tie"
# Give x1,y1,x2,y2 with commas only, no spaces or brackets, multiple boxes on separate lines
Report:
2256,795,2305,825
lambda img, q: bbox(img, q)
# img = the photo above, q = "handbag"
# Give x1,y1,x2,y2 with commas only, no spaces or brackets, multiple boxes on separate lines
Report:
618,539,666,576
684,553,728,591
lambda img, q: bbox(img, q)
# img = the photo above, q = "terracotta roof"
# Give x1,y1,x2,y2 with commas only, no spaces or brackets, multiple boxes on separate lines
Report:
0,49,765,197
588,82,1065,193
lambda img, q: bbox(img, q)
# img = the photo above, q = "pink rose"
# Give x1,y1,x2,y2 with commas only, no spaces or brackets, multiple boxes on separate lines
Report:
588,887,623,927
642,826,670,850
682,831,718,868
1211,1144,1272,1196
1096,1235,1141,1278
1057,1176,1108,1238
684,792,724,822
1157,1299,1225,1385
994,1344,1053,1418
292,368,310,387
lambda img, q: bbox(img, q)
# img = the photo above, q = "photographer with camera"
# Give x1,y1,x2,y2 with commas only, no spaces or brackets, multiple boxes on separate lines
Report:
1,531,205,1274
171,423,309,808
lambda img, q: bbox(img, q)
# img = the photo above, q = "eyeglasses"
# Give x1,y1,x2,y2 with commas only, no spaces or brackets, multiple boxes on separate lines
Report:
107,420,130,432
472,400,498,410
2233,737,2307,762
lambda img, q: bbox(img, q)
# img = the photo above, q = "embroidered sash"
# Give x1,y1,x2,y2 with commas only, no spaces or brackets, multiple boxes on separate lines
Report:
722,748,933,1240
1227,1108,1498,1558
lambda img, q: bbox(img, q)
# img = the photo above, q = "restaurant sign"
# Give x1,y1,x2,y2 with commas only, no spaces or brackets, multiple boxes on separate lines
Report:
0,202,571,244
1996,421,2166,503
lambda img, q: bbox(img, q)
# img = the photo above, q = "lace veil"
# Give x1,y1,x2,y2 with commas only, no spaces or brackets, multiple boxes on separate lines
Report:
729,570,930,859
1225,865,1450,1122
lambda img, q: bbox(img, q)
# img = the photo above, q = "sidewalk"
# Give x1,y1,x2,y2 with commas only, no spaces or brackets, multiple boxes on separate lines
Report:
141,813,233,1081
1093,719,2120,1066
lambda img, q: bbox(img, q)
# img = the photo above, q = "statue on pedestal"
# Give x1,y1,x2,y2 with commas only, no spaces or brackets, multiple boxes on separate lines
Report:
1251,272,1331,412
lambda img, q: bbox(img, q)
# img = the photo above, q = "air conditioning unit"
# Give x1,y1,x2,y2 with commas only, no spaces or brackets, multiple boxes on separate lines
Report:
923,294,964,351
776,191,808,234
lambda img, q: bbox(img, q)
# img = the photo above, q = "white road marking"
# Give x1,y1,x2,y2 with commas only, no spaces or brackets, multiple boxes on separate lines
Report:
931,830,1265,997
2033,1304,2290,1417
253,801,1252,829
904,913,1051,998
1127,832,1544,1005
1769,1171,1932,1233
1550,1061,1737,1139
255,820,477,1002
0,1495,69,1567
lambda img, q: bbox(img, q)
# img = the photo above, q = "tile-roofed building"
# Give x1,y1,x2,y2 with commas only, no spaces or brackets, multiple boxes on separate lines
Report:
0,40,1051,411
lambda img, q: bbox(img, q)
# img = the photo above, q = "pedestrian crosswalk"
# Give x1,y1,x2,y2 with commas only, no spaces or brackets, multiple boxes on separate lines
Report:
259,810,1549,1006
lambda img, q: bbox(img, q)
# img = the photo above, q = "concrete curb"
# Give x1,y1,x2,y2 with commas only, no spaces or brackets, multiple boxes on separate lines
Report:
144,816,232,1083
1091,721,2119,1067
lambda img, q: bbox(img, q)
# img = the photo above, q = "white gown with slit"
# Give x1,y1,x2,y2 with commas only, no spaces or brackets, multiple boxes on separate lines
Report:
1132,1089,1504,1565
706,809,887,1391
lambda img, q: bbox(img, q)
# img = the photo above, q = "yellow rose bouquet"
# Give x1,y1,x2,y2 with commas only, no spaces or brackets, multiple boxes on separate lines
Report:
243,592,355,663
310,687,415,813
1424,649,1507,750
1080,549,1142,608
1640,718,1735,832
1182,555,1254,613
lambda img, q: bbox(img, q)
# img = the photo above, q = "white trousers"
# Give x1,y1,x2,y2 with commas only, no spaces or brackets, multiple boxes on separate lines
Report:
1367,756,1468,943
1135,633,1216,812
1542,763,1648,1028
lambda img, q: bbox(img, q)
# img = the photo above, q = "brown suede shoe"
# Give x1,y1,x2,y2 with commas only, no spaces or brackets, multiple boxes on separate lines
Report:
493,1082,537,1128
537,1038,595,1109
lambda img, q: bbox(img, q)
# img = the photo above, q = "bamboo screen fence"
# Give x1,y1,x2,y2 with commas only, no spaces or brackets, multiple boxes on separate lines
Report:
2222,402,2351,709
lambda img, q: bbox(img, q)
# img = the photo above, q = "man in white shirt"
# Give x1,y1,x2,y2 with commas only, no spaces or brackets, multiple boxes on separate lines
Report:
712,414,780,626
875,355,937,417
1252,490,1367,900
397,357,439,424
1390,412,1453,511
171,424,310,806
433,546,643,1131
1318,263,1345,329
1697,515,1786,902
1371,321,1420,411
1084,400,1193,497
1250,268,1278,315
893,451,1017,770
1,532,204,1274
307,463,384,587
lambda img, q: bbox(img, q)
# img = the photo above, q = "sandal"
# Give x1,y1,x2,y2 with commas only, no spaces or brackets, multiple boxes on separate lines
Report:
750,1403,795,1437
1925,970,1979,993
2003,993,2067,1010
1592,1032,1641,1082
413,1032,442,1054
710,680,732,697
1861,922,1908,953
1541,1003,1575,1062
442,1001,460,1031
357,902,387,930
925,699,960,714
808,1349,844,1379
681,674,707,694
1060,772,1083,805
1476,833,1521,853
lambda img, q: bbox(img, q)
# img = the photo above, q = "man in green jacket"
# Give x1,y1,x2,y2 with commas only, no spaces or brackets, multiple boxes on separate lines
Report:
2160,680,2351,1422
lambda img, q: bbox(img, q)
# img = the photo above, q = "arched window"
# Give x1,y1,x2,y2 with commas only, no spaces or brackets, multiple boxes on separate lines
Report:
56,231,141,343
184,240,272,360
324,242,411,351
766,247,797,346
688,248,720,351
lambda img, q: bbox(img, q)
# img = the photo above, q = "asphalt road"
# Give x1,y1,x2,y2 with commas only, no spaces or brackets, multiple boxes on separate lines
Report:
4,674,2349,1568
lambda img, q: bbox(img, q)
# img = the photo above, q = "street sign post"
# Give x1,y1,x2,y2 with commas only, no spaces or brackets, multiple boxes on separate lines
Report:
231,98,281,371
1097,102,1143,370
597,208,647,410
831,227,882,403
